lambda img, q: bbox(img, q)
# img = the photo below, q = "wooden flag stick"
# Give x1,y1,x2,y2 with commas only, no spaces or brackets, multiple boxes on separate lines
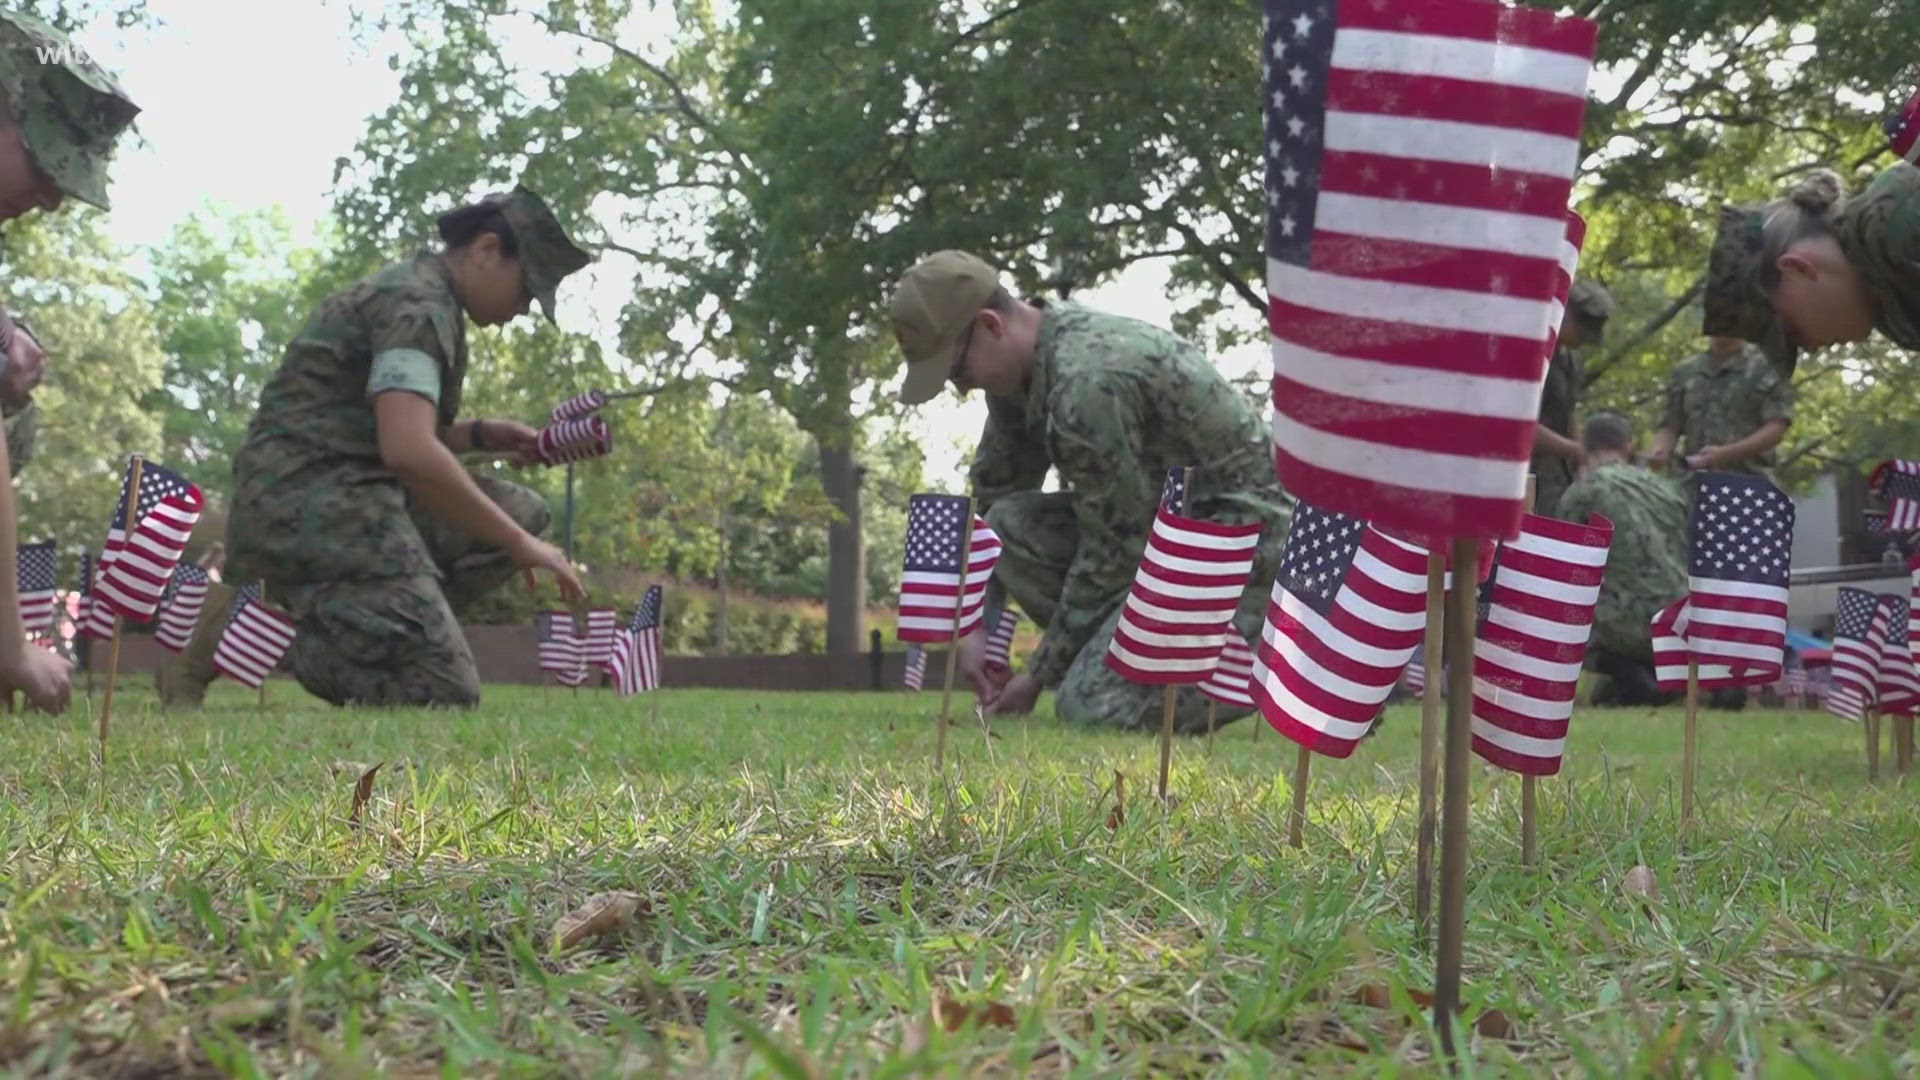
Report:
1414,551,1444,945
1682,658,1699,824
934,500,975,774
257,581,269,708
1207,699,1216,752
1157,684,1177,803
1867,708,1882,782
1518,475,1538,868
97,614,125,765
1432,536,1479,1056
1288,744,1311,848
1897,715,1914,775
96,455,145,767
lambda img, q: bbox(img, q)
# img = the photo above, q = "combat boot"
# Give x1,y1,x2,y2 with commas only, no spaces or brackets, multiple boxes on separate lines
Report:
159,581,237,709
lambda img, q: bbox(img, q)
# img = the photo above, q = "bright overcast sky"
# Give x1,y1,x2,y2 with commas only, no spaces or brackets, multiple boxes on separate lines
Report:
65,0,1273,494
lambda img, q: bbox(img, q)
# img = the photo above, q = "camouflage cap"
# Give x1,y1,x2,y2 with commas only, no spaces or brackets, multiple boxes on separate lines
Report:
1567,278,1614,322
1702,201,1797,378
1889,85,1920,164
890,250,1001,405
0,10,138,211
482,183,593,323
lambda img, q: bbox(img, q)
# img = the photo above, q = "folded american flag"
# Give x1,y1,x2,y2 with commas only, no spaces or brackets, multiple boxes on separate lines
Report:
531,417,612,466
1651,472,1793,690
15,538,55,637
982,608,1019,676
1252,501,1429,757
536,610,586,684
584,607,618,671
1198,635,1256,709
551,389,609,423
897,494,1002,643
1827,587,1885,722
212,584,296,689
903,644,926,691
609,584,663,696
1107,467,1263,684
95,457,203,623
154,564,210,652
1871,460,1920,531
1877,594,1920,717
1262,0,1599,545
1470,512,1612,776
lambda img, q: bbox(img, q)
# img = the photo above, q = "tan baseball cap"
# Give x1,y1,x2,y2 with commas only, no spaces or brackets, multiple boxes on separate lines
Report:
890,250,1001,405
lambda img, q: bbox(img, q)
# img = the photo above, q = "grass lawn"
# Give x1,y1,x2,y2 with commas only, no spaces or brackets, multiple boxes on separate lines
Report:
1,680,1915,1077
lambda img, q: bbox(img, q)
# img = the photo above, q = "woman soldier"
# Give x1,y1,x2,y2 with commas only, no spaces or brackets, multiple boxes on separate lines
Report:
1702,91,1920,376
164,182,591,709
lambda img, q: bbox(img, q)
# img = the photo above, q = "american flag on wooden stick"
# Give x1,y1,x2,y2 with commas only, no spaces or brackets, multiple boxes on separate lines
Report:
1251,501,1429,757
1827,587,1885,722
1876,594,1920,717
95,457,203,623
15,539,55,637
1106,467,1263,684
1651,472,1793,690
212,584,296,689
903,644,926,691
1198,635,1256,709
1262,0,1599,545
154,564,210,652
1470,512,1612,776
537,610,586,685
897,494,1001,643
610,585,663,696
551,389,608,423
982,609,1019,676
584,607,618,671
1871,460,1920,531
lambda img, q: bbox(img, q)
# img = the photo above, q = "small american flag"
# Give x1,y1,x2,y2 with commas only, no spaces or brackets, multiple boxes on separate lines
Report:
1827,587,1884,722
982,608,1020,676
1198,635,1256,709
903,644,926,691
1402,658,1428,697
610,585,663,695
212,585,296,689
95,457,203,623
1651,472,1794,690
1891,85,1920,164
1871,460,1920,531
78,551,115,640
1779,666,1808,700
1107,467,1263,684
536,610,586,684
1878,594,1920,717
531,417,612,466
1251,500,1429,757
584,607,618,671
897,494,1002,643
15,539,55,637
551,389,608,423
1262,0,1599,544
1470,512,1612,776
154,564,210,652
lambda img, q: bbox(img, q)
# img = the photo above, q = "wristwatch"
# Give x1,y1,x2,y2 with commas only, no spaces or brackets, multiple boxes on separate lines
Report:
470,418,488,451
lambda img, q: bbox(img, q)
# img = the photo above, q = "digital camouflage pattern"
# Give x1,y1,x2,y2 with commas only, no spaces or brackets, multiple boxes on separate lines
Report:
1659,344,1793,475
1531,343,1581,517
224,254,556,708
1555,461,1689,661
0,10,140,211
968,300,1292,728
1832,162,1920,355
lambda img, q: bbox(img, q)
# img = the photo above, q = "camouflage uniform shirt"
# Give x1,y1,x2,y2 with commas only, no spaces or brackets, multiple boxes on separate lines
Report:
1556,461,1689,660
1659,345,1793,475
225,254,469,588
968,300,1293,686
1834,161,1920,354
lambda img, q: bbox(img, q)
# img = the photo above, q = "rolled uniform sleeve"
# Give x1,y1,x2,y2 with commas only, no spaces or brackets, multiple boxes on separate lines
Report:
362,290,463,409
367,348,442,405
968,393,1050,515
1027,375,1154,686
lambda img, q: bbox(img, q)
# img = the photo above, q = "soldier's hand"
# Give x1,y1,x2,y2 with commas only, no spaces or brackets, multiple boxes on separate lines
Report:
1686,445,1722,470
0,642,72,715
954,626,993,701
510,534,586,601
0,324,45,408
985,672,1041,717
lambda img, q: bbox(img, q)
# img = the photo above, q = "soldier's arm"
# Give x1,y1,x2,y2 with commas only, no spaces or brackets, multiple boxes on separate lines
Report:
1024,376,1154,687
1648,370,1684,467
1706,369,1794,468
968,392,1050,514
1534,423,1581,460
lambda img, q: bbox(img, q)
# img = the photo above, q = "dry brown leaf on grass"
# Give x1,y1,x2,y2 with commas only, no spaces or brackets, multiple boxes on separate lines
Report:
552,891,654,951
1623,865,1660,916
1106,771,1126,831
348,763,382,827
1348,984,1513,1040
934,994,1018,1032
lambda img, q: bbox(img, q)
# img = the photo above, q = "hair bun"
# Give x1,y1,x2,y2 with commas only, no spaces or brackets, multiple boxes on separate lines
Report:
1786,168,1845,213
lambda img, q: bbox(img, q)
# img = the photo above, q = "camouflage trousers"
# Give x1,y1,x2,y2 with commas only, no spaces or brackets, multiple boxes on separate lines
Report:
986,492,1276,735
186,474,550,709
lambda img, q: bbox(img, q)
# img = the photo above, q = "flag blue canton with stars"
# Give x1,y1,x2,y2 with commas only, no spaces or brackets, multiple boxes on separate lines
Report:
1263,0,1334,264
1834,588,1877,643
632,585,663,631
903,494,969,574
1688,474,1793,586
1276,502,1367,616
110,457,196,529
1161,467,1188,516
16,539,54,592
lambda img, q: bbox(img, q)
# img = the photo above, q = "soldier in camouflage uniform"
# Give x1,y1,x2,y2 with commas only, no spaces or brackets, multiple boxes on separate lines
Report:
0,13,139,713
1530,279,1614,518
889,251,1294,734
1555,413,1687,707
1647,336,1793,482
161,184,592,709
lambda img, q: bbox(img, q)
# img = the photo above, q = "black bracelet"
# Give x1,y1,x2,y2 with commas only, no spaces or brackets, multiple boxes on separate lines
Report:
471,419,487,451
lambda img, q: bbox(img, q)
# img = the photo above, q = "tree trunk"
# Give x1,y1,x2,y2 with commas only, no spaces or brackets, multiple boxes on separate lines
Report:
820,437,866,656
